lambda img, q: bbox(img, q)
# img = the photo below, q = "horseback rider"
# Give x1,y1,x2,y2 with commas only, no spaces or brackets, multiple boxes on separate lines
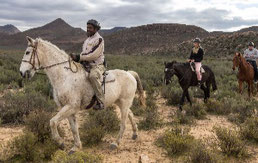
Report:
188,38,204,86
71,19,105,110
243,42,258,83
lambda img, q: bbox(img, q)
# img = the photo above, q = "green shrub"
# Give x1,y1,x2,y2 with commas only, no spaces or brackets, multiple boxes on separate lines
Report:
156,126,194,156
213,126,248,158
130,98,145,116
205,98,225,115
80,107,120,146
161,85,181,106
173,109,194,125
183,103,207,120
8,131,43,162
0,90,56,124
52,150,102,163
240,117,258,143
138,96,162,130
6,131,59,162
24,110,64,143
188,141,217,163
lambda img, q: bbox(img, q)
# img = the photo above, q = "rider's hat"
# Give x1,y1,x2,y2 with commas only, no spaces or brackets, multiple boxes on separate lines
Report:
193,38,201,43
248,42,255,47
87,19,101,30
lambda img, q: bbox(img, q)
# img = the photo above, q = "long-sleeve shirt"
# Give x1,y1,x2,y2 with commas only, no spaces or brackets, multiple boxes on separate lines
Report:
189,47,204,62
80,32,104,66
244,48,258,61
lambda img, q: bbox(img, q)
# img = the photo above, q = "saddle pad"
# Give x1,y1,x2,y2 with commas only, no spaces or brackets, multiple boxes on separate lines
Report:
190,65,205,73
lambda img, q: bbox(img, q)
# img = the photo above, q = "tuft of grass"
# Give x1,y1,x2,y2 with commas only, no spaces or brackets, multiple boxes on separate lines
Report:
240,117,258,143
80,107,120,146
156,126,194,156
52,150,102,163
213,126,248,158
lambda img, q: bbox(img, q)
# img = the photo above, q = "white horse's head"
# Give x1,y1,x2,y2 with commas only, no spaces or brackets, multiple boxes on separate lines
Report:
20,36,39,79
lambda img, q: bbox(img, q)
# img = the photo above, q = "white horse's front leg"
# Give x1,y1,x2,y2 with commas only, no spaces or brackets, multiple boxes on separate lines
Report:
68,114,82,154
50,104,77,148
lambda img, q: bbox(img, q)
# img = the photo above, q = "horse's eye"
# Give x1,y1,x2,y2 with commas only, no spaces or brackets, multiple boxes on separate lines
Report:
26,51,30,55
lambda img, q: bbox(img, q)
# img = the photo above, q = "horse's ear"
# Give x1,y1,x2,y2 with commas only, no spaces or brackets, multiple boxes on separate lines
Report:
164,61,167,66
26,36,35,46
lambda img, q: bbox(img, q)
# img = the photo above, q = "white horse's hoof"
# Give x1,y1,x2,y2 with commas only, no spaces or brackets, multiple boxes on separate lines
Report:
110,143,118,150
132,134,138,140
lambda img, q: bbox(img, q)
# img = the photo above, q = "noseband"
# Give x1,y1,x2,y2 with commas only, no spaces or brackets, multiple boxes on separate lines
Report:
22,41,78,73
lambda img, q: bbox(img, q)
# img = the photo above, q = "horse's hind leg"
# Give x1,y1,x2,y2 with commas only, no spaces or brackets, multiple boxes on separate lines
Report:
111,99,132,149
185,90,192,106
128,109,138,140
68,114,82,154
200,84,208,103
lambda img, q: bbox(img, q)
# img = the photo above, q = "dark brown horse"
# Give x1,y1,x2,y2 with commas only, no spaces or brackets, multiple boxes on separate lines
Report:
232,52,255,97
164,61,217,110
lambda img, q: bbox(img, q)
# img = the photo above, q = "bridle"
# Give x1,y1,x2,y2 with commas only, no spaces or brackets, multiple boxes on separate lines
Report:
22,41,78,73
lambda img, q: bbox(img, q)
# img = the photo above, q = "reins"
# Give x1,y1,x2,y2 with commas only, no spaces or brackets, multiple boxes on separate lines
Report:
22,41,78,74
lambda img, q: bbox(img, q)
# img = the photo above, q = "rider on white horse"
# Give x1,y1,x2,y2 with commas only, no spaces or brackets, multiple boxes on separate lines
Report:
71,19,105,110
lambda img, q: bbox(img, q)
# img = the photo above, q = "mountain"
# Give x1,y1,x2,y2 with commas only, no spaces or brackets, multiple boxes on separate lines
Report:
154,31,258,58
0,18,87,50
237,26,258,33
103,23,210,55
0,24,20,35
99,27,126,36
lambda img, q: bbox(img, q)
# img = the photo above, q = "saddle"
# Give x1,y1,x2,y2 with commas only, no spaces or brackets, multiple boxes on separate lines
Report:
85,71,116,110
190,62,205,73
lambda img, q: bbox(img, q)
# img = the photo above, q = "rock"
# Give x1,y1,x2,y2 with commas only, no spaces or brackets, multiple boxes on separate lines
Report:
139,154,150,163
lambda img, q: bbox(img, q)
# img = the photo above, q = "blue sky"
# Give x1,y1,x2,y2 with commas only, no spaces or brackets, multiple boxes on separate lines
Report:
0,0,258,32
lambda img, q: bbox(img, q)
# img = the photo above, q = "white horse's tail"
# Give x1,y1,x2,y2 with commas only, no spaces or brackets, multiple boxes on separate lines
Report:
128,71,146,107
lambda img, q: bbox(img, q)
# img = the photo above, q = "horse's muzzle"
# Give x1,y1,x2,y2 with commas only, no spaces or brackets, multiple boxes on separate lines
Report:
20,70,31,79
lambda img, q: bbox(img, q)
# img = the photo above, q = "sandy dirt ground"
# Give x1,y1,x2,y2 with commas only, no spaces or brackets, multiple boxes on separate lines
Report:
0,96,257,162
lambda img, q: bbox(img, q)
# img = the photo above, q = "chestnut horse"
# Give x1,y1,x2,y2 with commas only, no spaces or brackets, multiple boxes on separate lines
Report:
232,52,255,97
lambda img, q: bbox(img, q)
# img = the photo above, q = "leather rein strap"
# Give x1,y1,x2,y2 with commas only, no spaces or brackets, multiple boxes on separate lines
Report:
22,41,78,73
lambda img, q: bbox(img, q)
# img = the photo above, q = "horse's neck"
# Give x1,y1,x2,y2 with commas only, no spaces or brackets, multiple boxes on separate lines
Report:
38,43,74,87
239,58,249,72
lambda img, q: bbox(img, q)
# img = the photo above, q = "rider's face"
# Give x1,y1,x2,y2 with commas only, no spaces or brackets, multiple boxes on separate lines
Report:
249,46,254,51
87,24,97,37
193,42,199,48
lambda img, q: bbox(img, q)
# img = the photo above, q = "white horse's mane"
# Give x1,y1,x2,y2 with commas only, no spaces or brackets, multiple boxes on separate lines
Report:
37,38,69,57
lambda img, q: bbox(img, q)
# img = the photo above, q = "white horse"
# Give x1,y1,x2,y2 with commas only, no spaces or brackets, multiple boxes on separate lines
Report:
19,36,146,153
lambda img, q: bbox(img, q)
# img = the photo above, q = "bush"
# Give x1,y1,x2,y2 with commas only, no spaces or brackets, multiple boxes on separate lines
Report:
0,90,56,124
188,141,217,163
24,110,64,143
161,85,181,106
173,109,194,125
80,107,120,146
130,98,145,116
138,96,162,130
205,98,225,115
183,103,207,120
240,117,258,143
7,132,42,162
52,150,102,163
156,126,194,156
213,126,248,158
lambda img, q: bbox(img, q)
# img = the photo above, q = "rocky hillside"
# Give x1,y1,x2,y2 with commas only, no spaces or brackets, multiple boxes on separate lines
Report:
104,23,210,55
0,24,20,35
155,31,258,58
